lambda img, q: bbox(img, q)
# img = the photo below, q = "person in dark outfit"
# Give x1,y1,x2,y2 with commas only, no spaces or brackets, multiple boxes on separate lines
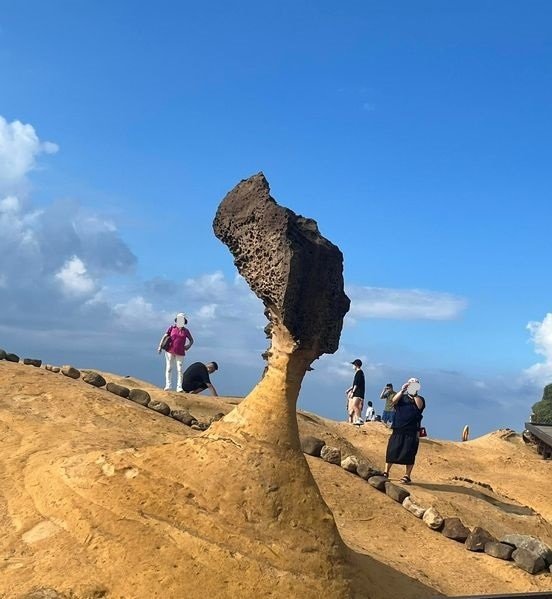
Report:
384,377,425,484
181,361,219,396
346,359,365,425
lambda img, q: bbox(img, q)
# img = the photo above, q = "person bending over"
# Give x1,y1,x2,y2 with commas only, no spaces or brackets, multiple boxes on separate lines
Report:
181,361,219,396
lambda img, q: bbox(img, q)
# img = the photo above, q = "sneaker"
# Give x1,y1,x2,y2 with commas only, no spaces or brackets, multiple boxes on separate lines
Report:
176,387,183,393
163,386,170,391
353,418,364,426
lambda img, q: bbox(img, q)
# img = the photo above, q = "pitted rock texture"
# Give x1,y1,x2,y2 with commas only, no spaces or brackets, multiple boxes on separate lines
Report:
213,173,350,355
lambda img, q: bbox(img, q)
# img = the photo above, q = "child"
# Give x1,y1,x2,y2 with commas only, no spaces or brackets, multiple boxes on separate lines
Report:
365,400,377,422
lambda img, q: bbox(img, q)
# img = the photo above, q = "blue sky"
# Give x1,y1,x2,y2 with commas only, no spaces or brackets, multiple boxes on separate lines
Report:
1,1,551,439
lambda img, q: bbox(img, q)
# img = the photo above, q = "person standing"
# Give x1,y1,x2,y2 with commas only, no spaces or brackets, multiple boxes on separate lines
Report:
384,378,426,484
157,313,194,392
380,383,396,427
346,359,365,425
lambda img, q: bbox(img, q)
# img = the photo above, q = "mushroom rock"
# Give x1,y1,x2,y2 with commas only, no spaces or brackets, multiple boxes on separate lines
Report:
41,173,354,598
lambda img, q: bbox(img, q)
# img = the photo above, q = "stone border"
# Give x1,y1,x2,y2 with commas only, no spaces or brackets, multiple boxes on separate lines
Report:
0,349,223,432
301,435,552,577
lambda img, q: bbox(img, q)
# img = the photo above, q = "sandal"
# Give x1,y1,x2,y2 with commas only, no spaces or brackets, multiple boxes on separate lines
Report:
399,475,411,484
382,472,388,478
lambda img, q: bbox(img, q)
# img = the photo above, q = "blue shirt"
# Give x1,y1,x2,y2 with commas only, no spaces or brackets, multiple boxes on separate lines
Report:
392,394,425,431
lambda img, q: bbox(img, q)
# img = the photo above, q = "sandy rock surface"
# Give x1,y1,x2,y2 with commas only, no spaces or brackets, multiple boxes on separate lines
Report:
1,361,551,598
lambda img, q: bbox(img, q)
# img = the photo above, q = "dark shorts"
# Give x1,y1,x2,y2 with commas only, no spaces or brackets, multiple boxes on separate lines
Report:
385,429,420,465
382,410,395,424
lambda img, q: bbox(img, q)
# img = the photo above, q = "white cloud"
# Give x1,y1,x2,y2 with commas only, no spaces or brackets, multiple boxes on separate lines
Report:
524,313,552,386
347,285,467,321
0,116,58,190
55,256,97,297
113,296,171,330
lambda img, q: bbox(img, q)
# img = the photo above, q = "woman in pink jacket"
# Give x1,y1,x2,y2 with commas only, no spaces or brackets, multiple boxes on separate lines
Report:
158,313,194,392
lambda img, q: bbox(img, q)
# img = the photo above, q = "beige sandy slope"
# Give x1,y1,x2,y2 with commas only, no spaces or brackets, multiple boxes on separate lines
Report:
0,361,550,598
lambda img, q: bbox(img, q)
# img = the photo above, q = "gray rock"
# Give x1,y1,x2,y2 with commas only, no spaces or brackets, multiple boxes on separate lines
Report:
23,358,42,367
484,541,514,561
213,173,350,357
423,507,444,531
340,455,359,473
501,534,552,564
0,348,6,360
50,366,60,373
320,445,341,465
190,424,202,431
442,518,470,542
82,372,106,388
61,365,80,379
368,475,388,491
171,409,197,426
5,353,20,363
105,382,130,397
148,400,170,416
209,412,225,423
128,389,151,406
357,463,381,481
385,481,410,503
196,422,210,431
512,548,546,574
300,436,326,457
465,527,496,552
402,496,426,518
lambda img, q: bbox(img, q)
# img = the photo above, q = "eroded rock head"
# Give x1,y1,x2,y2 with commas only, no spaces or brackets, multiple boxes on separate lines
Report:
213,173,350,356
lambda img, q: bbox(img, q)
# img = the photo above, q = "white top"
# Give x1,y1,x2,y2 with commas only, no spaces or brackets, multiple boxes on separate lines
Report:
365,406,376,421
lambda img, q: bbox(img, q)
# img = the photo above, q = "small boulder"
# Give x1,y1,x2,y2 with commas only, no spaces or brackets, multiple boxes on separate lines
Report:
209,412,225,423
105,382,130,398
0,348,6,360
61,365,80,379
82,372,107,388
6,353,20,363
367,475,388,491
356,463,381,480
423,507,444,531
23,358,42,367
50,366,60,373
385,481,410,503
190,424,202,431
512,548,546,574
300,436,326,457
466,527,496,552
484,541,514,561
442,518,470,542
148,400,170,416
501,534,552,564
196,422,210,431
320,445,341,465
171,410,197,426
402,496,426,518
341,455,359,473
128,389,151,406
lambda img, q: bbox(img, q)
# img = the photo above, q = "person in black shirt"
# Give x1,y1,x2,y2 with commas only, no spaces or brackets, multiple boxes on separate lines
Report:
346,359,365,425
181,361,219,396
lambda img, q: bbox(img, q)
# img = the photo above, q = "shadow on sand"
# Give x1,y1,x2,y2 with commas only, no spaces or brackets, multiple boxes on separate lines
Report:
347,547,444,598
414,482,534,516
